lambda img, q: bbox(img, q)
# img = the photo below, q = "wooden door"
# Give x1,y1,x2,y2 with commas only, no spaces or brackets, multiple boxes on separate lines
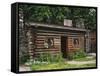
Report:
61,36,68,58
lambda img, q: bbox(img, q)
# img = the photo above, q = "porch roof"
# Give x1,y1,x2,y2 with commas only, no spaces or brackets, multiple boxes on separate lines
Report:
26,22,87,32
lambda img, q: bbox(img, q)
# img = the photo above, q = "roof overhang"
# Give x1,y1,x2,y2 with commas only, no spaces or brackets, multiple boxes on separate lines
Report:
26,22,87,32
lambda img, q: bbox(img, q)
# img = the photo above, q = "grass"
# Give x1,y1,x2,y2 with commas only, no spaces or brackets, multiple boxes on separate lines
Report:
29,51,96,71
31,62,96,71
74,56,96,61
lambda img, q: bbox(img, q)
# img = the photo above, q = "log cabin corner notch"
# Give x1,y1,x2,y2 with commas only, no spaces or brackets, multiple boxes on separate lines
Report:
25,22,87,60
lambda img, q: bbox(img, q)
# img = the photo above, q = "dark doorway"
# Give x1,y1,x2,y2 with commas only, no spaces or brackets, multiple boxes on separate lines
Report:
61,36,68,58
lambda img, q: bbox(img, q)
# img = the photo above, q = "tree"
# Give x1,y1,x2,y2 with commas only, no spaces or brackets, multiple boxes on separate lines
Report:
19,5,96,30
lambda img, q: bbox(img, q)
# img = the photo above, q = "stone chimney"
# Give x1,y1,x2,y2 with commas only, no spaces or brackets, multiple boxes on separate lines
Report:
64,19,72,27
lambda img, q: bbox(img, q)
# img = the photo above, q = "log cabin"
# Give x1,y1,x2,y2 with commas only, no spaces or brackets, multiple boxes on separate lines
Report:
25,20,92,60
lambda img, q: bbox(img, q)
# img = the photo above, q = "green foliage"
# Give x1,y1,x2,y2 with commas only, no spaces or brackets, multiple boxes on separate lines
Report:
31,62,96,70
19,21,29,65
67,52,74,60
68,49,86,60
73,49,86,59
30,51,96,71
19,24,30,65
34,52,64,63
74,56,96,61
19,49,30,65
19,5,96,30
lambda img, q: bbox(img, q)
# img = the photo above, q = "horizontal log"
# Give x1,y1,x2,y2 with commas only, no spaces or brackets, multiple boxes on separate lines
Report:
36,45,45,48
36,44,61,47
37,30,67,34
36,47,44,48
36,40,44,42
68,44,73,45
55,40,61,43
68,36,84,38
68,45,73,46
54,42,61,44
35,41,61,44
54,39,60,41
35,50,60,53
35,41,44,44
36,43,44,45
35,48,59,51
37,36,60,39
68,42,73,44
68,39,73,40
68,45,73,48
36,46,44,48
36,29,85,35
54,44,61,46
37,33,67,36
37,29,67,33
54,41,60,43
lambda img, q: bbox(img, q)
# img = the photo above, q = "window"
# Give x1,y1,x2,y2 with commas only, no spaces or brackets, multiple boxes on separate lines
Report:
73,38,79,48
44,37,54,48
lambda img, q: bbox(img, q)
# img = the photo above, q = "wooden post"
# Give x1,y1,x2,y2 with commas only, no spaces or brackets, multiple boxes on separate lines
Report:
85,30,90,53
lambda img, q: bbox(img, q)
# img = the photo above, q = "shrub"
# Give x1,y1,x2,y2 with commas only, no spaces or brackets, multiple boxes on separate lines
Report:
19,47,30,65
73,49,86,59
68,49,86,60
34,52,64,63
67,52,74,60
19,52,30,65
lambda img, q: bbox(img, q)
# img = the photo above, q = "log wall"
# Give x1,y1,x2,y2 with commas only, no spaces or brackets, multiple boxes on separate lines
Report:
27,28,85,59
68,34,85,52
35,32,61,54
